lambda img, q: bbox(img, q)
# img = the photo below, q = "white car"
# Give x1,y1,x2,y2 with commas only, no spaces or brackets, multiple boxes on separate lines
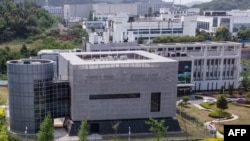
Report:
203,98,217,103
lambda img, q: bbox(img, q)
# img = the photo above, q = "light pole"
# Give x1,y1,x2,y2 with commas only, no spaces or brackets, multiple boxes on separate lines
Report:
24,126,28,141
128,127,131,141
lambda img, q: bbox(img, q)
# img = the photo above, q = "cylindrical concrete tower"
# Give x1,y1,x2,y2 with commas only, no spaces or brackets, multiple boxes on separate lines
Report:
7,59,54,134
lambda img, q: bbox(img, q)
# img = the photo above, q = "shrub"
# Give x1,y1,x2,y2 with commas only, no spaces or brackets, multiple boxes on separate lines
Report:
209,110,232,118
200,102,214,109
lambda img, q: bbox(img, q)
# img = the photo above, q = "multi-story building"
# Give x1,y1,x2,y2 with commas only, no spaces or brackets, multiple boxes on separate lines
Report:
8,51,180,135
43,6,63,16
84,12,197,43
63,1,174,19
197,10,250,36
86,41,242,93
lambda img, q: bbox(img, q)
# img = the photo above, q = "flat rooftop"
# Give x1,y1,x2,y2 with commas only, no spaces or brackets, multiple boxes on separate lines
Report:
59,51,176,65
38,49,82,55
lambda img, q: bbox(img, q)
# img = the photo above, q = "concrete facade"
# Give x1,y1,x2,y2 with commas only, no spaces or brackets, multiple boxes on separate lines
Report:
58,51,178,120
58,51,179,134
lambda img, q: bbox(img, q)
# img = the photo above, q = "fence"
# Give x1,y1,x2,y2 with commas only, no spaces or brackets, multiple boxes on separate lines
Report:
176,109,214,139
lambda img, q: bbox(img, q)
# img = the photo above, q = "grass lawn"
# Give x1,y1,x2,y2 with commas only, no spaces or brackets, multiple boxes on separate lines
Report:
177,105,215,123
0,86,8,105
179,102,250,135
214,103,250,134
0,39,35,50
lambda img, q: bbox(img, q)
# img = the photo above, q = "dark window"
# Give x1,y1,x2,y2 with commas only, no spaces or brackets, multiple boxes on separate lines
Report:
207,60,210,65
195,47,201,50
90,123,99,133
198,60,202,65
89,93,140,100
151,92,161,112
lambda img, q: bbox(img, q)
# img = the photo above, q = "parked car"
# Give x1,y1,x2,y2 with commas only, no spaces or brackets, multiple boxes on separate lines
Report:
226,98,234,102
203,98,217,103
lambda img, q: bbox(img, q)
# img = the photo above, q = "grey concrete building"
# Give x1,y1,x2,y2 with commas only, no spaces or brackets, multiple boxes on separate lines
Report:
8,51,180,135
59,51,179,135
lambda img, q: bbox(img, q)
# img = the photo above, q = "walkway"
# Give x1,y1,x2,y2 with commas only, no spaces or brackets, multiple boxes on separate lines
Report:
192,102,239,139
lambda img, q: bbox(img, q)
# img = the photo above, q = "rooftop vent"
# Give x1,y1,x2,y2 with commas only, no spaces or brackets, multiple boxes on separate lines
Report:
23,60,31,64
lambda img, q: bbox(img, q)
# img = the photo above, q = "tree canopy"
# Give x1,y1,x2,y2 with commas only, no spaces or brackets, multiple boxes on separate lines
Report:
145,117,168,141
192,0,250,11
214,26,231,41
78,120,88,141
217,95,228,110
237,28,250,41
0,0,55,43
37,113,54,141
152,35,206,44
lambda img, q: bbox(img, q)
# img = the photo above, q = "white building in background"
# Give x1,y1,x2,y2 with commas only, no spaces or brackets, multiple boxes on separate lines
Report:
108,13,197,43
86,41,242,93
159,7,200,20
197,10,250,36
63,4,92,20
92,3,138,15
63,1,174,19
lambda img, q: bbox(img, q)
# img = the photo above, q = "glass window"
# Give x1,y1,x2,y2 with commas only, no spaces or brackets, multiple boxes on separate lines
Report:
89,93,140,100
151,92,161,112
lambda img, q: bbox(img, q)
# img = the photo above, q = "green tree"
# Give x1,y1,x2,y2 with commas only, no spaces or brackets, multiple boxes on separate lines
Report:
246,93,250,100
88,11,93,21
37,113,54,141
216,95,228,120
20,43,29,57
145,117,168,141
137,36,143,44
0,108,8,141
241,71,250,91
78,120,88,141
90,26,95,33
217,95,228,110
214,26,231,41
220,86,225,94
182,96,190,105
238,28,250,40
228,84,234,96
0,0,55,43
112,121,120,141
